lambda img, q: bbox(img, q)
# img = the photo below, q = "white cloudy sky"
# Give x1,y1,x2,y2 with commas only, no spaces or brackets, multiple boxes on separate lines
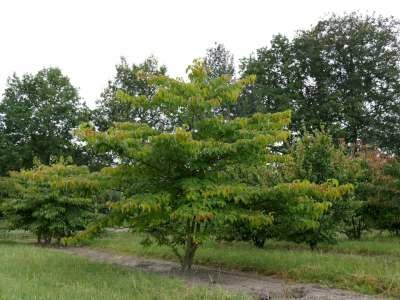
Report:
1,0,399,107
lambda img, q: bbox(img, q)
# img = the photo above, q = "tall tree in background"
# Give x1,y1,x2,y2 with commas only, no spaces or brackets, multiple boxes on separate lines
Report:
204,43,236,117
239,13,400,154
237,34,299,117
94,56,167,131
0,68,89,175
204,42,235,79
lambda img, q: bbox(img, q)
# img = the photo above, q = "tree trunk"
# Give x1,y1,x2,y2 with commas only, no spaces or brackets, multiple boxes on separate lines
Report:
182,237,197,271
309,240,317,251
181,219,199,271
43,235,52,245
252,234,266,248
37,233,42,244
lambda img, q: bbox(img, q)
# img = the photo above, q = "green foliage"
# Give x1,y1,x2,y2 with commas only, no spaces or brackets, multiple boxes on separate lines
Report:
79,62,287,269
284,131,362,245
93,56,167,131
225,130,356,248
359,159,400,235
269,180,353,249
77,61,353,268
237,34,297,117
289,130,361,184
0,177,15,221
0,68,90,175
238,13,400,154
1,162,102,244
204,42,235,79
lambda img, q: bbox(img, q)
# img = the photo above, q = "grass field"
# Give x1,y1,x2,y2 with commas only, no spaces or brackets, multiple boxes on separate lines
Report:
86,231,400,298
0,239,248,300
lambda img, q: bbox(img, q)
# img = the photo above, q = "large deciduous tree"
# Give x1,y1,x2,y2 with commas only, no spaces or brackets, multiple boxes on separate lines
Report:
0,68,89,175
239,13,400,154
76,61,352,269
237,34,299,117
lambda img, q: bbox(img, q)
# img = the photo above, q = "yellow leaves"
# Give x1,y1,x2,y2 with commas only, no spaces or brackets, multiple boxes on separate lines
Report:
112,193,170,216
195,212,214,222
246,212,274,227
239,74,256,86
187,59,208,83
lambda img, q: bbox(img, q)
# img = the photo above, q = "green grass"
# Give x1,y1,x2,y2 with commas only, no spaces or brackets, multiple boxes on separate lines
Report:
0,240,248,300
87,231,400,298
261,235,400,257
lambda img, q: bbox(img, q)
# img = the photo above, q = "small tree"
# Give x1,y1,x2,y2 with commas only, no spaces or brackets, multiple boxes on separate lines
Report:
2,162,101,244
359,158,400,235
272,180,353,250
78,61,353,268
287,130,360,245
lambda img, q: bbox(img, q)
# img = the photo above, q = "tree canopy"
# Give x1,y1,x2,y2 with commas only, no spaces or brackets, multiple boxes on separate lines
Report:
76,61,353,267
1,162,102,244
0,68,89,175
93,56,167,131
239,13,400,154
204,42,235,79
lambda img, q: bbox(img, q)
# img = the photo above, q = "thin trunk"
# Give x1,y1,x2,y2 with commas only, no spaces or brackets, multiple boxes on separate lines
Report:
181,218,199,271
182,238,197,271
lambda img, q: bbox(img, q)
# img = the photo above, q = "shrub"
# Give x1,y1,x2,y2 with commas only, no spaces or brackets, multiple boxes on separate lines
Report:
358,158,400,235
285,130,362,244
2,162,102,244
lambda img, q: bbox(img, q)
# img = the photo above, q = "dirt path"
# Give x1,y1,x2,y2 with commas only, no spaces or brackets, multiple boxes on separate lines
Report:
59,247,384,300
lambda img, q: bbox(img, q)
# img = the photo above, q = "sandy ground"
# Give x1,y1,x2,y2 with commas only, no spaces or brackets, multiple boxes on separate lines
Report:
59,247,385,300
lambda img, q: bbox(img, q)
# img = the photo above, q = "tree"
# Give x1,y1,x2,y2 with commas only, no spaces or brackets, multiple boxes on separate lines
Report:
1,161,102,244
0,176,15,221
358,156,400,235
0,68,89,175
237,34,299,117
289,130,360,184
272,180,353,250
239,13,400,154
93,56,167,131
286,130,361,244
77,61,352,268
204,42,235,79
223,130,356,249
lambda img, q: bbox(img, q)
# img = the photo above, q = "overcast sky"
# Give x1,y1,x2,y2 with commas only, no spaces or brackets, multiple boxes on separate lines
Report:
1,0,400,107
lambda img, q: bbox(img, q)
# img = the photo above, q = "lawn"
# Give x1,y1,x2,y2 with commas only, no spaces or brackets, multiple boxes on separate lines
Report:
0,240,248,300
87,231,400,298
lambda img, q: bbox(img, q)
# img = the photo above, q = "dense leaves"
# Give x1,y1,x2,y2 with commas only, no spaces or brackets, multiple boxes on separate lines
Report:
1,162,102,244
0,68,90,175
358,156,400,235
77,62,353,267
239,13,400,154
93,56,167,131
1,12,400,263
204,42,235,79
